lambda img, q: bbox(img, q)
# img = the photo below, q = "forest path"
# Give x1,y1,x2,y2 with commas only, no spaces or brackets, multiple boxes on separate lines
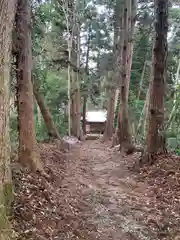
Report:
62,140,155,240
14,140,179,239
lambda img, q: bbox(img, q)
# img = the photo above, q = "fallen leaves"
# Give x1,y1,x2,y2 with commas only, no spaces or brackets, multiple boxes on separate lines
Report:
130,153,180,239
12,143,67,240
11,141,180,240
12,142,97,240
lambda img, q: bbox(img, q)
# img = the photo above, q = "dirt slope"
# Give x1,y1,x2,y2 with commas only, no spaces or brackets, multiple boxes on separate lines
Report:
12,140,180,239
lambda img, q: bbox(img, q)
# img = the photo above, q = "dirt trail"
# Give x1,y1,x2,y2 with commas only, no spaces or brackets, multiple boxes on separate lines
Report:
14,140,180,239
62,140,155,240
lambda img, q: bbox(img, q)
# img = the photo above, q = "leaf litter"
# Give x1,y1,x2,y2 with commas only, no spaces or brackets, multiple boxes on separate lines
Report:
11,141,180,239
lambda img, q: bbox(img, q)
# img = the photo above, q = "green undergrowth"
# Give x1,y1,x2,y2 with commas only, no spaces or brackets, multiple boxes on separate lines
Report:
175,148,180,155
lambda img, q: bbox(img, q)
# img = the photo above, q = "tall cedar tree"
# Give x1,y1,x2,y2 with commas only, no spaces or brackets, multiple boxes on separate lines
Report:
15,0,42,171
82,28,90,134
111,0,124,146
111,0,136,149
0,0,16,237
71,0,83,139
103,0,121,140
118,0,133,152
142,0,168,163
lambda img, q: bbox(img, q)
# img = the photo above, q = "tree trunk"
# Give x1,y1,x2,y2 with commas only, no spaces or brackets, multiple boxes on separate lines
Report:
126,43,134,100
37,104,41,126
126,0,137,99
0,0,16,237
64,1,74,136
118,0,133,152
15,0,42,171
71,77,76,136
82,97,87,134
110,0,125,144
71,88,80,138
75,15,83,140
112,0,137,148
114,89,120,113
71,83,83,139
143,77,152,136
71,0,83,140
136,86,150,138
82,26,90,135
33,85,61,139
67,40,72,136
103,89,116,140
103,0,121,141
142,0,168,164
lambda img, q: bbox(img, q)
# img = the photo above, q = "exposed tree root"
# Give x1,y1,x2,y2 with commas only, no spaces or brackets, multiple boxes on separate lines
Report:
122,145,144,155
140,147,168,166
140,153,157,166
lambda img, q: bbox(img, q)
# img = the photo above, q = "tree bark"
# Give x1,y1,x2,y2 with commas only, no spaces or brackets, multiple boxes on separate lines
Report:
118,0,133,152
75,14,83,140
0,0,16,237
15,0,42,171
82,27,90,135
82,97,87,134
103,90,116,140
136,86,150,138
67,44,72,136
110,0,125,145
114,89,120,114
71,0,83,140
63,0,74,136
143,74,153,136
37,104,41,126
126,0,137,99
103,0,121,141
33,84,61,139
142,0,168,164
112,0,137,148
126,44,134,100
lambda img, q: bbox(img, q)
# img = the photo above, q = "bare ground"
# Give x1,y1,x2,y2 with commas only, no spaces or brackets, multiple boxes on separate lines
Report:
12,140,180,239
